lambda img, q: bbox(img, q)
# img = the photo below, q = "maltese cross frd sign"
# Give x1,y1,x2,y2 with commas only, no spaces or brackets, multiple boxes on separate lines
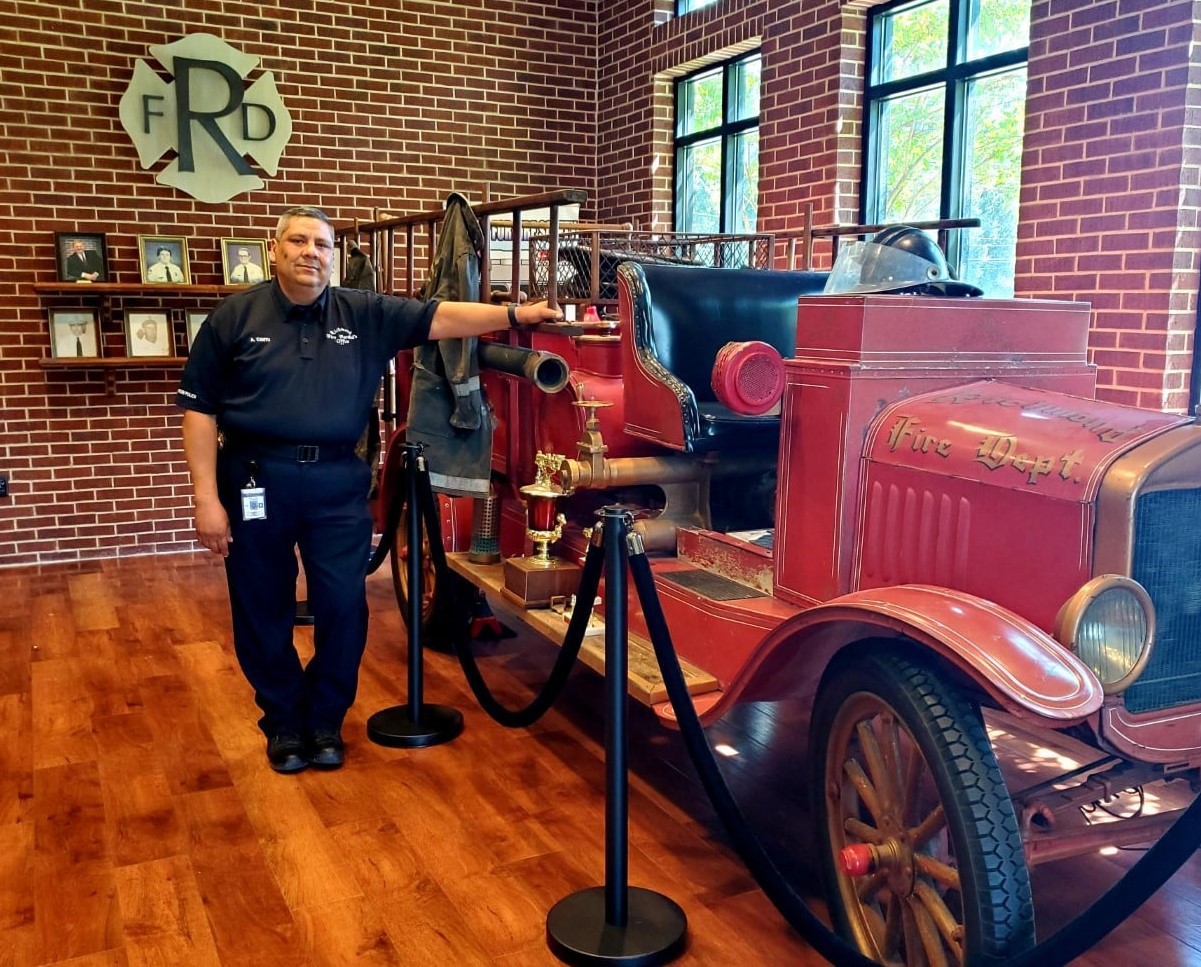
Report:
119,33,293,204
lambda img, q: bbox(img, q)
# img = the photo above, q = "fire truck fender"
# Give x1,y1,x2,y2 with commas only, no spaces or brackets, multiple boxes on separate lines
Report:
723,584,1104,724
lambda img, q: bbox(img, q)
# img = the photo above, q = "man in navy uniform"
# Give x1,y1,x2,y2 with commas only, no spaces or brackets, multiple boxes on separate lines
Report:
178,205,559,773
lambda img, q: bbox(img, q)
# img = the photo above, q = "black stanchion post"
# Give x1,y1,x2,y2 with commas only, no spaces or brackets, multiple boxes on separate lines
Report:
406,440,423,718
604,507,629,928
367,443,464,748
546,507,687,966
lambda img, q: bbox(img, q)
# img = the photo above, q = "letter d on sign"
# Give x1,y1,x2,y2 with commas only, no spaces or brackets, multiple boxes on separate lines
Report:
241,101,277,142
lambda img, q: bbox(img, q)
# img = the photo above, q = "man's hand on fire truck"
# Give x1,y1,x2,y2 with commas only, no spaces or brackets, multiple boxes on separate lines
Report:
510,299,563,327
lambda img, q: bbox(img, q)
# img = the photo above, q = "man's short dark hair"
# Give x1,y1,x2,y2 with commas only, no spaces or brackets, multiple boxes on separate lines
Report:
276,206,333,241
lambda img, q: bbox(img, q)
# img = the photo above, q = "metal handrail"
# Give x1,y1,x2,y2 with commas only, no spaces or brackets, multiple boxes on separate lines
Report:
333,188,589,300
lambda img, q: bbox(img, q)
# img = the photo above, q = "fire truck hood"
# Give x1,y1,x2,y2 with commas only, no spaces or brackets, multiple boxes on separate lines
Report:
864,381,1191,501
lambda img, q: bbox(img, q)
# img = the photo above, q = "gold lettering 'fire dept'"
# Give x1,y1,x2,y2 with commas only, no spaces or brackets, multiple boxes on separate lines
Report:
886,415,1087,486
119,33,293,204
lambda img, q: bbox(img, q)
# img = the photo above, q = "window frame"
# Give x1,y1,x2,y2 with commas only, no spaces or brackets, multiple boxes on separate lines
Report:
672,51,761,234
862,0,1028,280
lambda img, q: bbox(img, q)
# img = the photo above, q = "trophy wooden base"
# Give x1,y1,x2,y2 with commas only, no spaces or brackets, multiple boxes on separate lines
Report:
501,555,582,609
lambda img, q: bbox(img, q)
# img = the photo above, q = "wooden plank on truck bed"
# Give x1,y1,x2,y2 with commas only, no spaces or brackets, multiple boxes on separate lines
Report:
446,552,721,707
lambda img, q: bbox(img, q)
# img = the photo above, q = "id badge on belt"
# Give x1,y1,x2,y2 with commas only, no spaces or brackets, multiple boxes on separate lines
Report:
241,461,266,521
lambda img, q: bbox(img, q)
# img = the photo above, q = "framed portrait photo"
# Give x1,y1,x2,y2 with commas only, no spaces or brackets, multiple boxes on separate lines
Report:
138,235,191,285
126,310,173,358
49,309,102,359
186,311,207,350
221,238,269,285
55,232,109,283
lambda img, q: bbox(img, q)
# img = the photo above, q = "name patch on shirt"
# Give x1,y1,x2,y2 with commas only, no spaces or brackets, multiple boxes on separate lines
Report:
251,336,271,343
327,327,358,346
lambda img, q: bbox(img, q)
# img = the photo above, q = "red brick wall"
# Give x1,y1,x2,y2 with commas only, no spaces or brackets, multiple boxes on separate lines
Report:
1016,0,1201,410
0,0,598,565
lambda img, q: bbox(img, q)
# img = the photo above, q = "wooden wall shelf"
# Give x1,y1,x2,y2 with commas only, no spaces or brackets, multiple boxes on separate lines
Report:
39,357,187,368
38,355,187,395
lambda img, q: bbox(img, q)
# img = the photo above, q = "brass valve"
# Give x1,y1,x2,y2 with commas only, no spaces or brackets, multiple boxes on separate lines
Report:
568,398,612,483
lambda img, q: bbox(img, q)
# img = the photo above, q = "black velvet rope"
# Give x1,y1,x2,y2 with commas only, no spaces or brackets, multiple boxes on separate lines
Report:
365,485,399,576
1002,785,1201,967
622,538,1201,967
413,461,605,728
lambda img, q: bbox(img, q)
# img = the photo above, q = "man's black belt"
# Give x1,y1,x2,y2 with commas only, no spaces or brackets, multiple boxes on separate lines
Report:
222,434,356,464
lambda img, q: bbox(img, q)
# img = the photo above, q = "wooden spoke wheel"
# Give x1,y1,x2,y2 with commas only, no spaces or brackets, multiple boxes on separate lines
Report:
811,648,1034,967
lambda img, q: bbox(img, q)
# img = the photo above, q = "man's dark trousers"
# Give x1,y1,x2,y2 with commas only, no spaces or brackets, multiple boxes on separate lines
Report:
218,448,374,738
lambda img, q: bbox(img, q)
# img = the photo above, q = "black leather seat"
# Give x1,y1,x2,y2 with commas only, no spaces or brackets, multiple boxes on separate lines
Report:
620,262,829,452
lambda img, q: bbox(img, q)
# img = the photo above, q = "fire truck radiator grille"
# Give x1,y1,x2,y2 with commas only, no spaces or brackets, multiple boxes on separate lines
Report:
1125,488,1201,714
659,569,766,601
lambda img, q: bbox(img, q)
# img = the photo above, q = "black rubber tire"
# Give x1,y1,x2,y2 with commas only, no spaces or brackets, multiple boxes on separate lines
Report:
810,646,1035,966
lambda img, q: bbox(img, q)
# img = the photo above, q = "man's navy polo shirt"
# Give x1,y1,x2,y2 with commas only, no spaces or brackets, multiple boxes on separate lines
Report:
177,280,437,444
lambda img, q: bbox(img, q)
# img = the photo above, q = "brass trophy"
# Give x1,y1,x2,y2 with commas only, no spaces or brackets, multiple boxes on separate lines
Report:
502,451,582,608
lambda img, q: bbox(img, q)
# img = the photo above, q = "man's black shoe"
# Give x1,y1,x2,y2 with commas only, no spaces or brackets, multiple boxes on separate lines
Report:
306,729,345,769
266,733,308,774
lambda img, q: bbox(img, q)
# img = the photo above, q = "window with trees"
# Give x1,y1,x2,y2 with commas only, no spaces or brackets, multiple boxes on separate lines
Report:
674,53,761,238
863,0,1029,296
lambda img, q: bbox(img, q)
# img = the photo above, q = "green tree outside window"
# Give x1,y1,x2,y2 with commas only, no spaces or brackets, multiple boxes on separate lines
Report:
675,53,761,244
866,0,1030,296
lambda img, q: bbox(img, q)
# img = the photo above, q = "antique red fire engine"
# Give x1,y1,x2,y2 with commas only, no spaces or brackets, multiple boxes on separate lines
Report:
377,214,1201,966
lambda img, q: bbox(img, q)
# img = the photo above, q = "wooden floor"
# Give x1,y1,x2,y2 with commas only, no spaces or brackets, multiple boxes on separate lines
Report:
2,551,1200,966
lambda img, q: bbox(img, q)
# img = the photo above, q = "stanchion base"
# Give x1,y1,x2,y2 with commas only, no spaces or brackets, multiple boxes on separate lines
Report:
546,886,687,966
366,704,463,748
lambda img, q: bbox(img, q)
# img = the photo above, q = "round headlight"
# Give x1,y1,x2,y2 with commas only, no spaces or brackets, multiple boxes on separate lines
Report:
1055,576,1155,694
